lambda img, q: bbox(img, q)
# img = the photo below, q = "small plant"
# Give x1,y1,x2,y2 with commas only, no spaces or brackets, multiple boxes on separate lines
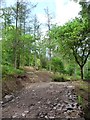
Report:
84,71,90,80
52,74,67,82
51,57,65,74
78,95,83,105
2,65,25,77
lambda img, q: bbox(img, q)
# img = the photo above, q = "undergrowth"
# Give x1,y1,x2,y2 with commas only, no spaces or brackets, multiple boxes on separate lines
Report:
2,65,25,77
52,73,80,82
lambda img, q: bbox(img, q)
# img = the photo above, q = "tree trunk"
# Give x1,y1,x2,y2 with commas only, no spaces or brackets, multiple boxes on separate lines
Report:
49,61,51,71
14,50,17,69
16,51,20,69
34,50,37,68
80,65,84,80
14,0,19,69
49,49,51,71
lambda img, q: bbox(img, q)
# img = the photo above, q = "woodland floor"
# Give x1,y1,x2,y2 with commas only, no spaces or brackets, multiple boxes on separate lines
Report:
2,67,89,119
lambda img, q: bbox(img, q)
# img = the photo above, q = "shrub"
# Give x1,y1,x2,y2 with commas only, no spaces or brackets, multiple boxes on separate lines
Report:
67,64,75,76
2,65,24,76
41,57,47,69
84,62,90,80
52,74,68,82
84,71,90,80
52,73,80,82
51,57,65,73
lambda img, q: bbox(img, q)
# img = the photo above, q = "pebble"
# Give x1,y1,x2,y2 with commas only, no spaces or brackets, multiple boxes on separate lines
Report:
64,101,68,104
0,101,3,104
40,114,44,118
49,116,54,119
55,98,59,101
24,110,29,114
4,95,13,101
11,99,15,102
12,115,17,118
57,108,62,111
57,103,61,106
53,103,57,106
38,101,41,104
47,100,51,104
21,113,26,117
45,106,47,109
4,95,13,99
53,107,56,110
12,113,18,118
67,86,75,89
45,115,48,119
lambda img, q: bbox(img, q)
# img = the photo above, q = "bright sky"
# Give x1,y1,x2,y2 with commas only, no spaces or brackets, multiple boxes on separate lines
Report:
4,0,81,25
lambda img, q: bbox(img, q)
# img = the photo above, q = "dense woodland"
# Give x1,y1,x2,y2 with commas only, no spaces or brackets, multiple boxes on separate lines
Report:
1,0,90,80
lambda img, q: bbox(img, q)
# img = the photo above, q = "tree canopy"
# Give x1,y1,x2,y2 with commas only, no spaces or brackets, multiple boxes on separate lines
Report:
1,0,90,80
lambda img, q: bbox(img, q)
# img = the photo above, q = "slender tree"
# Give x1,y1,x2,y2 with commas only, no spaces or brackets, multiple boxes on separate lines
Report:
44,7,53,71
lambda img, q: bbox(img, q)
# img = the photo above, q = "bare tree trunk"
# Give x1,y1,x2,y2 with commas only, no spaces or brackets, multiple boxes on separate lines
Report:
48,48,51,71
17,52,20,69
14,48,17,68
44,7,52,72
14,0,19,69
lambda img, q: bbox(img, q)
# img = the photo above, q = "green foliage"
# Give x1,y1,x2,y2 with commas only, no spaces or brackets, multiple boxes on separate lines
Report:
84,71,90,80
52,74,66,82
84,60,90,80
1,0,90,79
50,16,90,79
78,95,83,105
52,73,77,82
2,65,24,76
66,64,75,76
40,56,47,69
51,57,65,73
52,72,81,82
36,59,41,69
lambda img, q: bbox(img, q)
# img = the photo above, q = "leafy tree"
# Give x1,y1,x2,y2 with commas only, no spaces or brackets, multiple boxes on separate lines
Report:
49,1,90,79
59,17,89,79
1,0,37,70
59,18,89,79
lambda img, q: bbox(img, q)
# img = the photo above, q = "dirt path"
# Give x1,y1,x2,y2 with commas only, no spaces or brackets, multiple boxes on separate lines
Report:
2,82,85,119
2,67,85,119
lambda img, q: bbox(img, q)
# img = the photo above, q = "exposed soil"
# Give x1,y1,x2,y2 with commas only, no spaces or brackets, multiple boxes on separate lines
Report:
2,74,28,98
2,67,86,119
2,67,52,98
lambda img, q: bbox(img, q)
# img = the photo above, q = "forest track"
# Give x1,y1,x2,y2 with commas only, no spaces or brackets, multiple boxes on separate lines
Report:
2,67,85,119
2,82,85,119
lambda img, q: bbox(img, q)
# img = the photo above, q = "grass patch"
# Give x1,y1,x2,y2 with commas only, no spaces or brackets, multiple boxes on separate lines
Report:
71,80,90,119
2,65,25,77
75,80,89,92
52,73,80,82
74,80,90,119
52,73,70,82
52,75,66,82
